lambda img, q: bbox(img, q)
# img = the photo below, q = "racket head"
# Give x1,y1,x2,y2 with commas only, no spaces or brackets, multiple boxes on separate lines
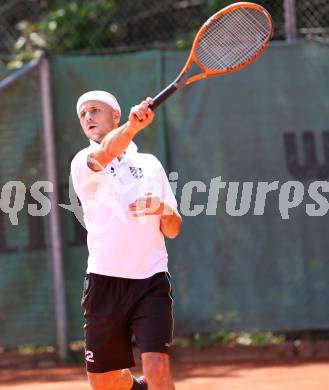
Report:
183,2,273,82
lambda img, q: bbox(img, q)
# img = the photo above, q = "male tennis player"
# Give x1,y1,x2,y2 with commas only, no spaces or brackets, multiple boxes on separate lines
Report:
71,90,182,390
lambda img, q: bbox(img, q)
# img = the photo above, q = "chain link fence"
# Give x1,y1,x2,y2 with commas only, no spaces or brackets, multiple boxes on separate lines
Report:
298,0,329,42
0,1,329,66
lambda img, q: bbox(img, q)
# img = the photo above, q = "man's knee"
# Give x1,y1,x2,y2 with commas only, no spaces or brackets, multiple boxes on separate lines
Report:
87,369,133,390
142,352,171,383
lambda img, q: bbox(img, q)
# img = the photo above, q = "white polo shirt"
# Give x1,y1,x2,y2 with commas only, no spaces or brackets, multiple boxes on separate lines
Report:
70,140,177,279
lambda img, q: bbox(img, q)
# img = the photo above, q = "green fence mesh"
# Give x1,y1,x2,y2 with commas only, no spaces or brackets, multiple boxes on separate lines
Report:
0,67,56,346
163,42,329,333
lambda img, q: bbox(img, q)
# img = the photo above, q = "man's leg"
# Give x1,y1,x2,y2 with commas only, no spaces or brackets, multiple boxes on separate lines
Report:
142,352,175,390
88,369,133,389
88,369,147,389
82,274,142,389
131,273,175,389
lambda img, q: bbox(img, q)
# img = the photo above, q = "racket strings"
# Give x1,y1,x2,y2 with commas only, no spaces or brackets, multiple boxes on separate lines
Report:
199,9,269,69
196,7,271,71
220,14,264,65
200,10,268,68
199,9,269,67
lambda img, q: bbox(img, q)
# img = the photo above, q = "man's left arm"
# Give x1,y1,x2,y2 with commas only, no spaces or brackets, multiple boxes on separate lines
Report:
129,159,182,238
129,194,182,239
160,203,182,239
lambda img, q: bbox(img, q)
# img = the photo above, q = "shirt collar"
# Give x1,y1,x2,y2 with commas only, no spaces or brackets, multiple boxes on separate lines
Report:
125,141,138,155
89,139,99,148
89,139,138,157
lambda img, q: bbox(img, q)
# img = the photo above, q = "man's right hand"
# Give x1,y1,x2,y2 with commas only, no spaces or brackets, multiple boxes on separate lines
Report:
128,97,155,134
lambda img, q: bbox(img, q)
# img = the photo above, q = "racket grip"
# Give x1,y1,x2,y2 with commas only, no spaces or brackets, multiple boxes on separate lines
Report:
149,83,178,111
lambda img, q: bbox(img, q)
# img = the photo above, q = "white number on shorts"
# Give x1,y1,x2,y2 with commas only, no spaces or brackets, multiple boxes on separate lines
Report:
85,350,95,363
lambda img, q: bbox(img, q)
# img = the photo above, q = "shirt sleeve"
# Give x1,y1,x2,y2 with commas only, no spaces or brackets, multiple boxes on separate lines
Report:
70,148,103,202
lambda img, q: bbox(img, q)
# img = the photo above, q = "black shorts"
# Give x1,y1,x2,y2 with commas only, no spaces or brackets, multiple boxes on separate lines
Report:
81,271,174,373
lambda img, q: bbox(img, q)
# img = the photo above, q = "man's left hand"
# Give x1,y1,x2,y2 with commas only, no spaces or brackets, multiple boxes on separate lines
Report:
129,192,172,217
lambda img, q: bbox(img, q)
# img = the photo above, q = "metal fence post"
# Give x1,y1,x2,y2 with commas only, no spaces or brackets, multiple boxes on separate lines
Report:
284,0,298,41
39,55,68,360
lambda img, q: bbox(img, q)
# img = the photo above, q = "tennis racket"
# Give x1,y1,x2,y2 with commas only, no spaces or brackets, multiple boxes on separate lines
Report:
149,2,273,110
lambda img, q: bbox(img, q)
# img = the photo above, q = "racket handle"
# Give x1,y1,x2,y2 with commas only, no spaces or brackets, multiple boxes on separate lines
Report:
149,83,178,110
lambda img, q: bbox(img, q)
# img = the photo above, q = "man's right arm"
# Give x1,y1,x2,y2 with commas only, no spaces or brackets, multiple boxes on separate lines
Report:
88,98,154,171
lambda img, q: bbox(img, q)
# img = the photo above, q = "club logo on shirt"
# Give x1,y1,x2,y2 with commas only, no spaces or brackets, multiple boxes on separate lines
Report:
129,166,144,179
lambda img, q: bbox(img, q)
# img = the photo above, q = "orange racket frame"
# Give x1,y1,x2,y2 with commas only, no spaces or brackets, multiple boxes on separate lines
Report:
150,2,273,110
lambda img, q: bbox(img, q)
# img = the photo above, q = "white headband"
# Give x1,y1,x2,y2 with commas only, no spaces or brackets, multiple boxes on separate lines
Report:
76,90,121,116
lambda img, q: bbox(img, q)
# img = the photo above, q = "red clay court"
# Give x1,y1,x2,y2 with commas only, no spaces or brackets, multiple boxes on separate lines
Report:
1,350,329,390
